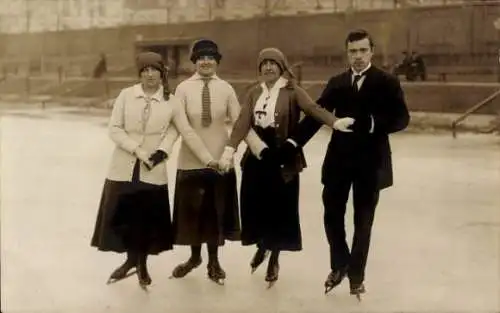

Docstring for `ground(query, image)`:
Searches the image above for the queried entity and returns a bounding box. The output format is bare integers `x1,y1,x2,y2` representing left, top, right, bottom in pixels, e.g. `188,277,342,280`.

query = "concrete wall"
0,3,499,77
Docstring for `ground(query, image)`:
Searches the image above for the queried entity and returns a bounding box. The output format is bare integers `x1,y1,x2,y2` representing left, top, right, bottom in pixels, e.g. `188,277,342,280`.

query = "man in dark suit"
280,29,410,298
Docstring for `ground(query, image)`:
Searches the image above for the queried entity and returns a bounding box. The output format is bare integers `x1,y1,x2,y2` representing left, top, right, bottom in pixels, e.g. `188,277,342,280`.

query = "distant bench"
426,66,494,82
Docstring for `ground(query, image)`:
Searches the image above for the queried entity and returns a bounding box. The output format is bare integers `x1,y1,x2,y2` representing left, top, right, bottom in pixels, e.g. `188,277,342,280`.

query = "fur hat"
257,47,294,78
136,51,165,74
190,39,222,63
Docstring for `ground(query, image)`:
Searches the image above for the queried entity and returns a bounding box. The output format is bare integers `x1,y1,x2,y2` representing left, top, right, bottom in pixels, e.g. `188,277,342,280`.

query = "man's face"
346,38,373,72
195,55,218,76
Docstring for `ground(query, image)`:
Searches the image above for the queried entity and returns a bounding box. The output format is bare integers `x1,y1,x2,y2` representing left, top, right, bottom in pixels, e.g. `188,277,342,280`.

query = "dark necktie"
201,77,212,127
353,74,362,91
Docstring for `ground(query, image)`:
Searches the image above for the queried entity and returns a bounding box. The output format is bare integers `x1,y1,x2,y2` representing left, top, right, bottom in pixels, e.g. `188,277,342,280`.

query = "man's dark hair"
345,29,374,48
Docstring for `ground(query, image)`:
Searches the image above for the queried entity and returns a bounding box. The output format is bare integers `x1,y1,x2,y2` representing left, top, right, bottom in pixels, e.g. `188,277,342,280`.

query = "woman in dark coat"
90,52,180,288
218,47,336,287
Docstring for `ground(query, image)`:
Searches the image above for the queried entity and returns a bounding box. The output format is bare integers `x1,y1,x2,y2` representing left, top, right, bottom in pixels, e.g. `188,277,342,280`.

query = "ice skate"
137,257,152,289
106,260,136,285
170,257,202,278
350,282,366,301
264,262,279,289
324,267,348,294
250,248,269,274
207,262,226,285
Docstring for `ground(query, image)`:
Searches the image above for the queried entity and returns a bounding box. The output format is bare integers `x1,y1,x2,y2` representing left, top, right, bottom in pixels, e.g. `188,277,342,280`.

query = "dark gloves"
259,147,279,166
277,140,299,165
148,150,168,167
349,115,373,133
259,140,299,168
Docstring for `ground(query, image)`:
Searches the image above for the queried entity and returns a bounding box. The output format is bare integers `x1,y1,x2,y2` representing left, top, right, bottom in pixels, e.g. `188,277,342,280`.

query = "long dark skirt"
240,153,302,251
90,161,174,255
240,125,302,251
172,168,240,246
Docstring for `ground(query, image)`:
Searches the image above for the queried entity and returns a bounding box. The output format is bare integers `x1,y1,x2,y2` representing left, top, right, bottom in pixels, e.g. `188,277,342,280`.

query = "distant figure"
411,51,426,81
393,50,426,81
93,53,107,78
392,51,410,77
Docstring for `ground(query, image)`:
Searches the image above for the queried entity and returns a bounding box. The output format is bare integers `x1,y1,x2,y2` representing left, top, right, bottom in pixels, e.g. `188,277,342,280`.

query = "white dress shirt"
351,63,374,133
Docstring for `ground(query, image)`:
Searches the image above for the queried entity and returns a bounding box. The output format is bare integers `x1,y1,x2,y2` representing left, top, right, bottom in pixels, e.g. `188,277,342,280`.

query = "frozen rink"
1,109,499,313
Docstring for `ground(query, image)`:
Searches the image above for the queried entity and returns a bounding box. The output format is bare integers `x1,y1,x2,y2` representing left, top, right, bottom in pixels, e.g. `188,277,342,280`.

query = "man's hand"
134,147,153,170
349,115,373,133
333,117,355,132
148,150,168,167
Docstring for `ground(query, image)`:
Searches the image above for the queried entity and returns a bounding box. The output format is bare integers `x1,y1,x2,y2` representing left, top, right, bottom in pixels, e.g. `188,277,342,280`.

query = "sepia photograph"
0,0,499,312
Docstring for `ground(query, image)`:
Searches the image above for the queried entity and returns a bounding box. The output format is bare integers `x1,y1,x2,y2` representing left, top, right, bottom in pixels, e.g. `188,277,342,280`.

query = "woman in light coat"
90,52,193,288
219,48,336,287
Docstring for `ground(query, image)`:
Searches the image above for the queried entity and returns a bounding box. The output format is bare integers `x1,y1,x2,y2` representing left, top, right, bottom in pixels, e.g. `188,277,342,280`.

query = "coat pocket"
107,147,135,180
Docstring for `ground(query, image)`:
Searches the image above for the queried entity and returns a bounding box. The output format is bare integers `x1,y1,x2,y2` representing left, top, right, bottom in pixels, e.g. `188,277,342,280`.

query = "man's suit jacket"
290,65,410,190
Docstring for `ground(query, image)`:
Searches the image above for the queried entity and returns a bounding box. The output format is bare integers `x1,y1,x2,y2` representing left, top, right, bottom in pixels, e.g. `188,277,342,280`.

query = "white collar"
260,76,288,92
133,83,163,101
351,63,372,76
189,72,220,81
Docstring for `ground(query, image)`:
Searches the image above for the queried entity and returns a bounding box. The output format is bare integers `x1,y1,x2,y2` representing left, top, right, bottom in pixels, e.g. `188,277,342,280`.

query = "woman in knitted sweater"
218,47,336,287
169,39,266,285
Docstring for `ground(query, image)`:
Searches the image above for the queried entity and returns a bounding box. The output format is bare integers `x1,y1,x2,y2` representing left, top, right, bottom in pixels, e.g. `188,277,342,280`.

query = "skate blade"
324,286,334,294
355,294,362,301
169,272,190,279
209,277,225,285
266,280,276,289
106,270,137,285
139,283,150,292
251,267,257,274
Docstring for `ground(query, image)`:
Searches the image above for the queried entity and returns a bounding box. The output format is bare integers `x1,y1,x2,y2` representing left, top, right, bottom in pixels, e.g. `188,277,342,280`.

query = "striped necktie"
201,77,212,127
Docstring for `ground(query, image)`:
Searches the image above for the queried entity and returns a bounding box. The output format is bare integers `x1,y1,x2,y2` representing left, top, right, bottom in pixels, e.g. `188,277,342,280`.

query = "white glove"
218,146,235,173
134,147,153,170
333,117,355,132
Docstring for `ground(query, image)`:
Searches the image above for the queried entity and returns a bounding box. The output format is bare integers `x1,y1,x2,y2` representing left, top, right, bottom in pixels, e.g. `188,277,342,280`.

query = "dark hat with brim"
190,39,222,63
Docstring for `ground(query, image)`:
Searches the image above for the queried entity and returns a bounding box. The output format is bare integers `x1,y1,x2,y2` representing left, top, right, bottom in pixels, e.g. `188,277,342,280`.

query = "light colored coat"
172,73,266,170
106,83,200,185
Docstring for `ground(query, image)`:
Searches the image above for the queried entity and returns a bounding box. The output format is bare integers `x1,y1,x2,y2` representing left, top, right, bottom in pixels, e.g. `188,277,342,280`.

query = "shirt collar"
351,63,372,76
260,76,288,92
133,83,163,101
189,72,220,81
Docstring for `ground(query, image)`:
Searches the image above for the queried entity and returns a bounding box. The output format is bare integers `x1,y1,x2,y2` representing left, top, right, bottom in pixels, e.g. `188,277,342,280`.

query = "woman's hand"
218,146,235,173
149,150,168,167
134,147,153,170
207,160,223,174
